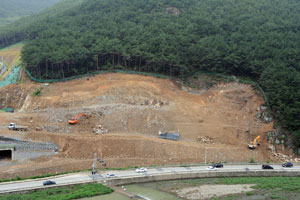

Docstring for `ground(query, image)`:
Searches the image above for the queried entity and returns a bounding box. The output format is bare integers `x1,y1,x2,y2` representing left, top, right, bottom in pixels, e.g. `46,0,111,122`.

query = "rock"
268,145,275,151
35,126,42,131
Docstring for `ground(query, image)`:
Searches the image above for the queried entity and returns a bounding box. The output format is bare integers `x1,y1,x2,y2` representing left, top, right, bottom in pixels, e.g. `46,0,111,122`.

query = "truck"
8,123,28,131
158,131,179,141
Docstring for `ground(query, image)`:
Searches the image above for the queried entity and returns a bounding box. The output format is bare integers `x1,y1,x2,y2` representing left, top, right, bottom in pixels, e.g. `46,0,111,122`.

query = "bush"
33,88,41,96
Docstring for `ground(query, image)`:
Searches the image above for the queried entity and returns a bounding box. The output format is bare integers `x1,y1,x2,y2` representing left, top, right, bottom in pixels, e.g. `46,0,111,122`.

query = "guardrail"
1,168,300,194
103,169,300,186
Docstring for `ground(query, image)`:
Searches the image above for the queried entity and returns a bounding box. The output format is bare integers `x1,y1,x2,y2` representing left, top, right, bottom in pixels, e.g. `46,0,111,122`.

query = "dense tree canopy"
0,0,61,26
0,0,300,149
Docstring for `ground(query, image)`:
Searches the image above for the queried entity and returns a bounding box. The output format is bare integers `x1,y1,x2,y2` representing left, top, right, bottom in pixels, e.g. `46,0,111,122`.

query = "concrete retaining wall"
104,170,300,186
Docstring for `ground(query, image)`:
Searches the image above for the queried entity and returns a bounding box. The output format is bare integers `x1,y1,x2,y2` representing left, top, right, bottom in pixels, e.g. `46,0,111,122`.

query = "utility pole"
91,152,106,175
204,147,207,164
92,152,97,175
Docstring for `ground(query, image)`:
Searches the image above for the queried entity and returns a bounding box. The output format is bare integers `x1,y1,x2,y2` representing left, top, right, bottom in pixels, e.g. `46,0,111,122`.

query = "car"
282,162,293,168
43,180,56,186
262,164,273,169
136,167,148,173
207,166,217,171
106,173,117,178
212,163,224,168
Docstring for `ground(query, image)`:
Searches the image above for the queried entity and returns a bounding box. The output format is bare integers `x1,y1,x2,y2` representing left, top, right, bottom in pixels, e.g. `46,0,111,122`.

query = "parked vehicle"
212,163,224,168
8,123,28,131
136,167,147,173
262,164,273,169
282,162,293,168
106,173,117,178
43,180,56,186
207,166,217,171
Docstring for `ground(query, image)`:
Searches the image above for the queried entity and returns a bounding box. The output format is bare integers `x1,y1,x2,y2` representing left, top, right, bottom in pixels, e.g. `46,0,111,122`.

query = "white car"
135,167,148,173
106,173,117,178
207,166,217,171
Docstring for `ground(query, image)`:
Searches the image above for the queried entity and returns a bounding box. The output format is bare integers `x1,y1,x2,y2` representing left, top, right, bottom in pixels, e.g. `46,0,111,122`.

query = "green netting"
26,69,268,106
0,107,14,112
25,69,169,83
194,70,269,106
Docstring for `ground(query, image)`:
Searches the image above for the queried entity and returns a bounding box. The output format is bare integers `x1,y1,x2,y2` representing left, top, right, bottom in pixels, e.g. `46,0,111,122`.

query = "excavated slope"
0,73,273,178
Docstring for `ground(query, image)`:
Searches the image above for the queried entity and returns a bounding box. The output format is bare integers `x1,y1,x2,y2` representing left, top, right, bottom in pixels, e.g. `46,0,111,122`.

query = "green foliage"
246,191,254,196
249,158,255,163
0,0,299,148
0,183,113,200
218,177,300,192
32,88,41,96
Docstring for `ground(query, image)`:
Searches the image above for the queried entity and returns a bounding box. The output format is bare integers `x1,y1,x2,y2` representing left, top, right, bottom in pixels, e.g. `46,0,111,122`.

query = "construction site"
0,45,298,180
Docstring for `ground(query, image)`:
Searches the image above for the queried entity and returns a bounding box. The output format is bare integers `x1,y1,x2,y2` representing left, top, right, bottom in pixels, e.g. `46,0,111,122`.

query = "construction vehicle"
8,123,28,131
68,113,86,124
248,135,261,149
158,130,179,141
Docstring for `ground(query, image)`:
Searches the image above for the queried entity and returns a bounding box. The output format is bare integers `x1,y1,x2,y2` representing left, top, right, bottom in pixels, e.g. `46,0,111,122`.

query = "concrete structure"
104,170,300,186
0,145,15,161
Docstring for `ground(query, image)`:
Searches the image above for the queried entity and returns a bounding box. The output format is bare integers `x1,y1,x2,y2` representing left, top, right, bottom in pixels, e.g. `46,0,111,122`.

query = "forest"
0,0,60,26
0,0,299,150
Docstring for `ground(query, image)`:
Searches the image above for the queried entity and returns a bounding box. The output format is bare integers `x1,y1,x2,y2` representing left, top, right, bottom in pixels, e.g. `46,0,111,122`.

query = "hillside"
0,0,299,151
0,0,61,26
0,72,279,178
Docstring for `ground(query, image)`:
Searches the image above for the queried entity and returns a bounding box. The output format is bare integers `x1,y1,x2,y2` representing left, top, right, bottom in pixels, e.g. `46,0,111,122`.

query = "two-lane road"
0,164,299,194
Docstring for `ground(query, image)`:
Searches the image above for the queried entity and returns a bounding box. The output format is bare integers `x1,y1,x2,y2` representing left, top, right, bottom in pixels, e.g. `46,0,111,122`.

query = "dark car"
282,162,293,168
43,180,56,186
213,163,224,168
262,164,273,169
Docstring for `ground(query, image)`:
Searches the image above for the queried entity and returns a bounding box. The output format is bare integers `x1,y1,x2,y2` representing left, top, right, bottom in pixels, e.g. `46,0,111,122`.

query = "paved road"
1,164,299,194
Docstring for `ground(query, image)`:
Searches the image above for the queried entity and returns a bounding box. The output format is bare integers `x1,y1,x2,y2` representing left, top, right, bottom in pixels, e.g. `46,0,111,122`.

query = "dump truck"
8,123,28,131
158,131,179,141
248,135,260,149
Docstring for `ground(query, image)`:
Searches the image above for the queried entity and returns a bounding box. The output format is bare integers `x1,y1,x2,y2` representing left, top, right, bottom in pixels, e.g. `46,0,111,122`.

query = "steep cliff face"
0,84,29,110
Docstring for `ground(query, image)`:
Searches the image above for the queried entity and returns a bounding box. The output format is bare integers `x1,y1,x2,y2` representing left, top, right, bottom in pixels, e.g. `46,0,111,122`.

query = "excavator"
248,135,261,149
68,113,86,124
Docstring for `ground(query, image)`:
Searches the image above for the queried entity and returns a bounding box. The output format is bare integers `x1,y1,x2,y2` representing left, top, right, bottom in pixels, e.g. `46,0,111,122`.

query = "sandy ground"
175,184,256,200
0,45,281,179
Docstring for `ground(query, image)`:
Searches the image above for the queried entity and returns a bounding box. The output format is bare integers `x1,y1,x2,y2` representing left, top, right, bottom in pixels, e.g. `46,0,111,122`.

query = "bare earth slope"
0,73,272,178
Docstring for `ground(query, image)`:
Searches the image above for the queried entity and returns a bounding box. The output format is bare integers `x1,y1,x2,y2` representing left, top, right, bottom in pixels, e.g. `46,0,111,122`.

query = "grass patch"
216,177,300,192
249,157,255,163
0,183,113,200
32,88,42,96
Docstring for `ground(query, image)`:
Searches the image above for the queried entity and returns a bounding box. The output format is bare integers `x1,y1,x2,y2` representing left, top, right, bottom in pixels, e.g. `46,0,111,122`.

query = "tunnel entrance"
0,150,12,160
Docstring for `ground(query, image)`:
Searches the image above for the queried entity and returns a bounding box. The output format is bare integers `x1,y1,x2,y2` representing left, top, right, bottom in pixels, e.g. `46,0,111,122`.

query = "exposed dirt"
0,44,22,78
175,184,256,200
0,72,277,179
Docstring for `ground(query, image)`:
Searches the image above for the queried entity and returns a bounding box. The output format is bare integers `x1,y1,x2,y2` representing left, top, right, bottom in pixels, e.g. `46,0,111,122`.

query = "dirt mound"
0,73,275,177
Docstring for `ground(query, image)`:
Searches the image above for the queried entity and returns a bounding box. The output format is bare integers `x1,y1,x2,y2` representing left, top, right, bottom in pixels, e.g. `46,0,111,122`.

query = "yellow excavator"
248,135,261,149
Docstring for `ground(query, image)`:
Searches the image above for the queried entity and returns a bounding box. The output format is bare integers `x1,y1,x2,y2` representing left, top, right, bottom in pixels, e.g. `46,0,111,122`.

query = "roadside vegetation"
152,177,300,200
0,183,113,200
